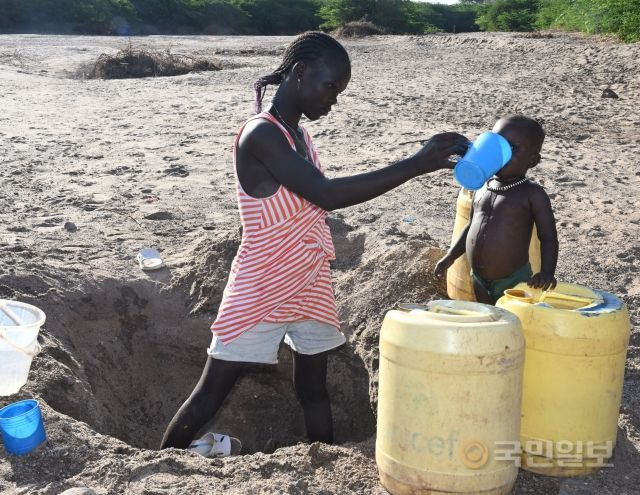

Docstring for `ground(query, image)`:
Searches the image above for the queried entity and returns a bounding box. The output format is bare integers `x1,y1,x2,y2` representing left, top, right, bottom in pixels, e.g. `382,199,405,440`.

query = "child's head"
492,115,545,180
254,31,351,119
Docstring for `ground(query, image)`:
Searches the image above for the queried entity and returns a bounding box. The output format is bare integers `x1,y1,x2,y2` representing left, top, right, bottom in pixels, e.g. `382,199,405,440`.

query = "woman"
161,31,468,451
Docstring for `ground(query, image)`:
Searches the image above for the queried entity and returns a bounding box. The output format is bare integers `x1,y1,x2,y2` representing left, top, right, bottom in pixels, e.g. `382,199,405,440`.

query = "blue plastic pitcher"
0,399,46,455
454,132,512,190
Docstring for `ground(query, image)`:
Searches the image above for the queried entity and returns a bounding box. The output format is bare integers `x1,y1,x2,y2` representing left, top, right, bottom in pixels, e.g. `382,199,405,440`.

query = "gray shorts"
207,320,346,364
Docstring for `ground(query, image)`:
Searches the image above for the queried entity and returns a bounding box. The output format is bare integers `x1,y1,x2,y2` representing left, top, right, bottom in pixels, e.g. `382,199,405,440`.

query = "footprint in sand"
162,163,189,178
107,165,134,175
144,211,174,221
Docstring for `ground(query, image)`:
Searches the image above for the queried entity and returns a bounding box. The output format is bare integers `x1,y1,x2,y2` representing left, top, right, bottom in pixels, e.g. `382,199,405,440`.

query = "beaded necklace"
486,177,529,192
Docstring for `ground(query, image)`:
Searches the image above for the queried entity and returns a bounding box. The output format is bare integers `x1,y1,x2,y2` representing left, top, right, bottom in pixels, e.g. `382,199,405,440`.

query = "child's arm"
434,201,473,279
528,187,559,290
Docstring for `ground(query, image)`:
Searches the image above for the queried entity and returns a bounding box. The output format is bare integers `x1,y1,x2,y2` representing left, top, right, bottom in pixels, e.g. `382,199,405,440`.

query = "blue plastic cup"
0,399,47,455
454,132,512,190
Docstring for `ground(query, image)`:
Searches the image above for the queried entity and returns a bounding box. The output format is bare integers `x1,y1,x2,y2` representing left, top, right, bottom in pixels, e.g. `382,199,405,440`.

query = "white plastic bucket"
0,300,46,396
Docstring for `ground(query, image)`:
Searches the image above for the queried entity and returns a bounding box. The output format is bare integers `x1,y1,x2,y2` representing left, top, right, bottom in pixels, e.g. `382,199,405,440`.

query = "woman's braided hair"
253,31,350,113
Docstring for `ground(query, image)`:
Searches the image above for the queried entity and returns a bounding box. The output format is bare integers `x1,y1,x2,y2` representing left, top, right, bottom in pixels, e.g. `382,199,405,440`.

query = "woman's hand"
412,133,470,174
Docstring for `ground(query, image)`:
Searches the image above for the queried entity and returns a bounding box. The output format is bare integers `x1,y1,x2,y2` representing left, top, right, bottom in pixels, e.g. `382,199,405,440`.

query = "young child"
435,115,559,304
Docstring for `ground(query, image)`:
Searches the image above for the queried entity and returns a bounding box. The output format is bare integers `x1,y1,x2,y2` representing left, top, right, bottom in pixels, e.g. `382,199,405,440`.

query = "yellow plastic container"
496,283,630,476
446,188,541,301
376,300,525,495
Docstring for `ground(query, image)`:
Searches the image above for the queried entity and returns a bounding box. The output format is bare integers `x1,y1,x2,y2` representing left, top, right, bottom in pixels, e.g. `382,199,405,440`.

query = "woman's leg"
160,356,244,449
292,350,334,444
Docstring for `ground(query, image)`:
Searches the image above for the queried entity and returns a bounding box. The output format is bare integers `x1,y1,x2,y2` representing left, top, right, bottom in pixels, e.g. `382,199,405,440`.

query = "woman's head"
254,31,351,120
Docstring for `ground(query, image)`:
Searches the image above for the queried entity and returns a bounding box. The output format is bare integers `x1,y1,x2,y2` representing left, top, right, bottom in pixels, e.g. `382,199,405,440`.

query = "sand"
0,32,638,494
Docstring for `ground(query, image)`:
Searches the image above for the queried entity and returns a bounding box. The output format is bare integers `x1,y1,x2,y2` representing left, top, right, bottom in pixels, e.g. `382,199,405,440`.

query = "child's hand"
528,272,557,291
434,255,455,279
413,133,470,173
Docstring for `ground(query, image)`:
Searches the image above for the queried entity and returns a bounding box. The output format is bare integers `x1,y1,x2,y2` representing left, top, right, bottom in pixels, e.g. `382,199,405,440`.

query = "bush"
536,0,640,42
319,0,479,34
0,0,251,35
82,45,222,79
318,0,372,30
333,20,386,37
425,3,480,33
476,0,540,32
319,0,418,34
129,0,250,34
0,0,136,34
232,0,321,35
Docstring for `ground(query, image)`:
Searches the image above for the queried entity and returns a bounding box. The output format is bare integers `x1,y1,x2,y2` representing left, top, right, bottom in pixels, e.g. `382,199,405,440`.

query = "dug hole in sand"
2,221,446,493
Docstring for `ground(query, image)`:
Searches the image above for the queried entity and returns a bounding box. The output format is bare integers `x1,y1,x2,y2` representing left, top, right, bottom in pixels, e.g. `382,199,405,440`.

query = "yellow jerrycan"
446,188,541,301
376,300,525,495
496,283,630,476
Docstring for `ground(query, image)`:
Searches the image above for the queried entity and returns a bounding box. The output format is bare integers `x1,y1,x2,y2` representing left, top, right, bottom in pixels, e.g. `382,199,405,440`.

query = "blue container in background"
0,399,46,455
454,132,513,190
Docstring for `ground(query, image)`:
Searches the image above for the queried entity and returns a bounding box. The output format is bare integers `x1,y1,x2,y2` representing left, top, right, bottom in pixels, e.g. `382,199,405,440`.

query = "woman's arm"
241,120,469,211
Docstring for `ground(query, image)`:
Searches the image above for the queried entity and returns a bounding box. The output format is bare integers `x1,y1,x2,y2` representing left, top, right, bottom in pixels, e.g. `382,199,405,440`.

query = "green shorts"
471,262,533,304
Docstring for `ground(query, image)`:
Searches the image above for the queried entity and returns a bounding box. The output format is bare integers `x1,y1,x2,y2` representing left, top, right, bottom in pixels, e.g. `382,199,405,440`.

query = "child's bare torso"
466,182,540,280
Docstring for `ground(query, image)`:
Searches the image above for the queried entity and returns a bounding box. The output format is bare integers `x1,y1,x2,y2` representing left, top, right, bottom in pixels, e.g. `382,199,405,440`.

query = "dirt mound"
333,233,446,406
516,31,556,39
171,229,241,316
81,45,222,79
334,21,386,38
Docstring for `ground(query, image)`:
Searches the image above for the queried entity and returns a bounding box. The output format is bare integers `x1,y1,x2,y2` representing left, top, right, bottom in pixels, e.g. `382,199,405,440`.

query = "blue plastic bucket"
0,399,46,455
454,132,512,190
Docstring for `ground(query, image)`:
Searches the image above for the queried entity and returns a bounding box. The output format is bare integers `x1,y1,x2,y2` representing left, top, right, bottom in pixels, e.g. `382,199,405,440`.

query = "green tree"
233,0,320,35
318,0,371,29
616,0,640,41
319,0,417,33
404,2,444,32
318,0,373,30
476,0,539,31
536,0,640,42
0,0,135,34
374,0,415,32
187,0,250,34
432,3,480,32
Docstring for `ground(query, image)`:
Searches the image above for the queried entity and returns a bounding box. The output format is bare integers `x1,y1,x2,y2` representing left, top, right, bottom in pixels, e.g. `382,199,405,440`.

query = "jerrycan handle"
0,328,41,357
419,302,498,323
539,291,594,306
